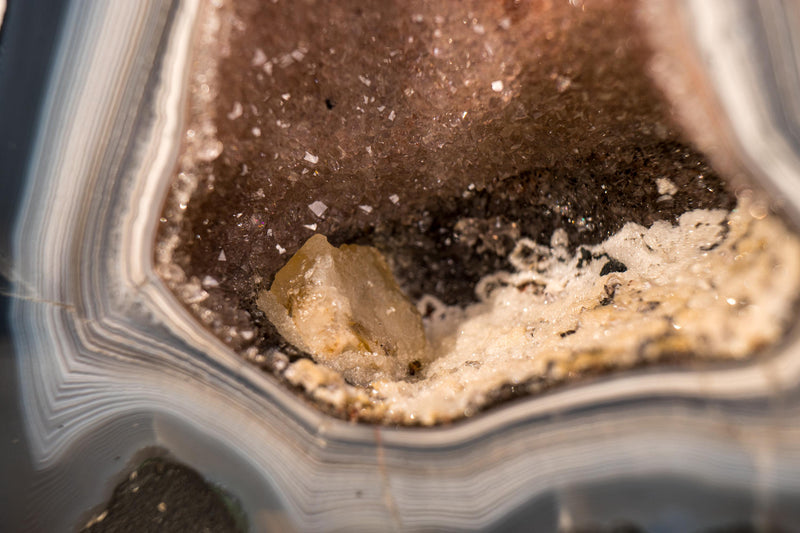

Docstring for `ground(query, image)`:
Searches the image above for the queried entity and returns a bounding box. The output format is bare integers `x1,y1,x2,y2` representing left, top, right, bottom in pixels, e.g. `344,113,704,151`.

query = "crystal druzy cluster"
156,0,800,424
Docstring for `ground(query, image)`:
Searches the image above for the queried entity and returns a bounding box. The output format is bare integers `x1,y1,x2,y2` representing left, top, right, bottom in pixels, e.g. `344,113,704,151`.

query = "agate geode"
6,0,800,531
156,0,800,427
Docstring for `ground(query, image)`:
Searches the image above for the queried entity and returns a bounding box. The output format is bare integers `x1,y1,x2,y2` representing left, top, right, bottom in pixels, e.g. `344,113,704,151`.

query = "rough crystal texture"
159,0,735,334
257,235,430,385
154,0,765,423
282,201,800,424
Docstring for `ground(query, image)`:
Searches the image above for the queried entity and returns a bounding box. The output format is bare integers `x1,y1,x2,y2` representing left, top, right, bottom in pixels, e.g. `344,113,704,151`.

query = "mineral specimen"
275,200,800,425
257,234,430,385
152,0,799,428
10,0,800,532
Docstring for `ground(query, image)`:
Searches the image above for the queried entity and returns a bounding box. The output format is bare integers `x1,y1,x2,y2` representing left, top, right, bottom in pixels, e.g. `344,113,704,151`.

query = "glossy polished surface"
3,1,800,531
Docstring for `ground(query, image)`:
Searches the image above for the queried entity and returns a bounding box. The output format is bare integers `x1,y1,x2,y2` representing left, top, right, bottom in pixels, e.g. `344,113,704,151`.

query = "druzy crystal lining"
155,0,748,425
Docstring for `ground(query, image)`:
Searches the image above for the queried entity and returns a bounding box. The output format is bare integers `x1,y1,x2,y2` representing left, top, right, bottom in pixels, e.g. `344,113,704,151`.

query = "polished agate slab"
8,0,800,531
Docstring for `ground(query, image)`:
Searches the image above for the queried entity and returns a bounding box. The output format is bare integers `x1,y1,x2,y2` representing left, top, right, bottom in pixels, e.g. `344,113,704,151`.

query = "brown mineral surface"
153,0,792,425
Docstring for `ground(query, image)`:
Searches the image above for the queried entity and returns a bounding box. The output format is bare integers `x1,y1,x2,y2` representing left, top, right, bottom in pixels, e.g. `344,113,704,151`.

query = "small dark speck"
576,248,592,268
600,258,627,276
640,301,660,312
600,281,618,306
559,329,577,338
325,98,336,110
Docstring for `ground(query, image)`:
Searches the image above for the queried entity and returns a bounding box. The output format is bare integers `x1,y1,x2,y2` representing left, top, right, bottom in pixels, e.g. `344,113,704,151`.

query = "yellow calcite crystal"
258,234,430,386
